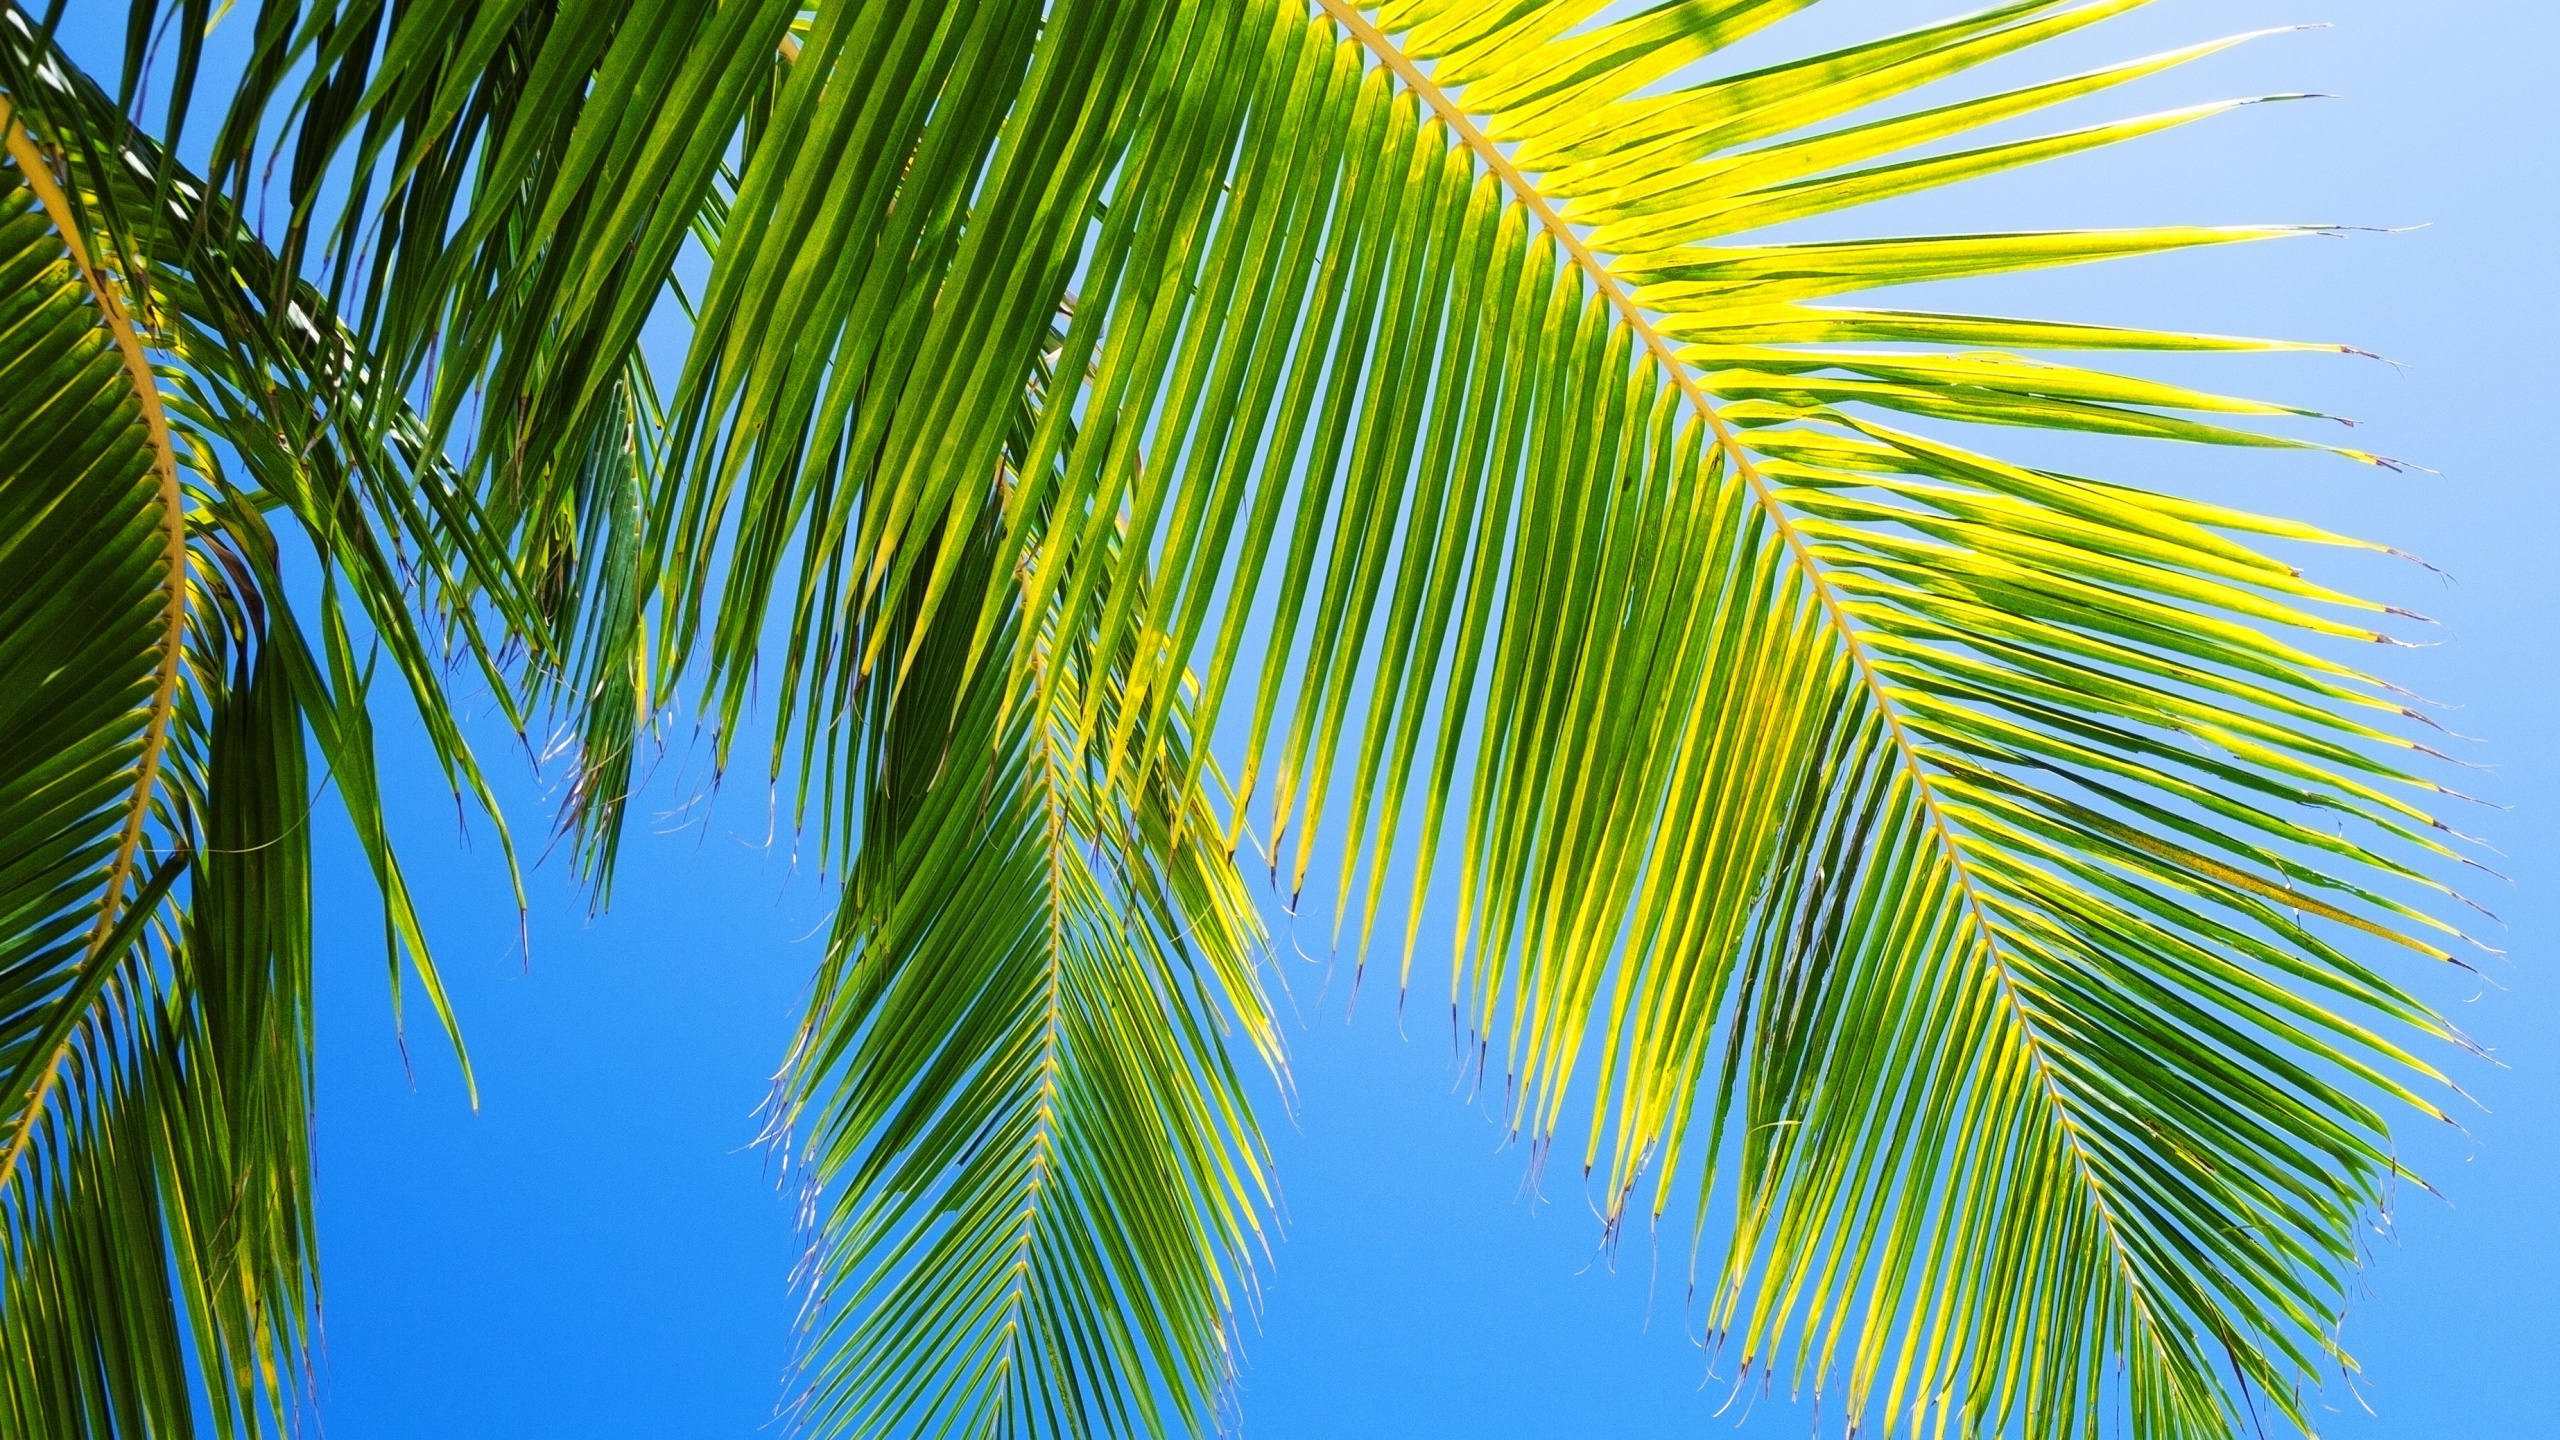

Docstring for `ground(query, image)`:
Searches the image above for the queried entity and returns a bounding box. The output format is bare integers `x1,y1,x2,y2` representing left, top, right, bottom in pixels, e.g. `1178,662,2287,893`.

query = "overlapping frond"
784,504,1276,1440
0,108,313,1436
125,2,2484,1438
0,14,532,1432
2,0,535,1072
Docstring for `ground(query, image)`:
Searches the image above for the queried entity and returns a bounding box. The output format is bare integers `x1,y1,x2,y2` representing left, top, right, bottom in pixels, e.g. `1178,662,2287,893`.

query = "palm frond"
784,497,1276,1440
0,105,312,1434
0,14,546,1429
2,0,539,1063
981,3,2470,1432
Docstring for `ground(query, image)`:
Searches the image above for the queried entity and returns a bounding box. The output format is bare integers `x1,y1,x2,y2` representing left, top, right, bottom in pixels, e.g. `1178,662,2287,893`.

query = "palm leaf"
146,2,2481,1437
0,14,541,1430
1,1,540,1067
783,488,1276,1440
0,98,312,1435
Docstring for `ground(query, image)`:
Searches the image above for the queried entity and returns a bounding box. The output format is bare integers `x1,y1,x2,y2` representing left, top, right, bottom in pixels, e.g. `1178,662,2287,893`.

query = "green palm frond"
0,2,538,1068
784,493,1275,1440
62,2,2485,1438
0,103,313,1434
0,16,540,1431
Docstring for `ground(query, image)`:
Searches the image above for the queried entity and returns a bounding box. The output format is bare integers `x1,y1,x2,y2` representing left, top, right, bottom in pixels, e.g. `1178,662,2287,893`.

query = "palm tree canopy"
0,3,2486,1438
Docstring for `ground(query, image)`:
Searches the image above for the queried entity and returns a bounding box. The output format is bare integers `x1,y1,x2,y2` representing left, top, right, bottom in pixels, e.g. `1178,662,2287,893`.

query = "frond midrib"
1317,2,2185,1383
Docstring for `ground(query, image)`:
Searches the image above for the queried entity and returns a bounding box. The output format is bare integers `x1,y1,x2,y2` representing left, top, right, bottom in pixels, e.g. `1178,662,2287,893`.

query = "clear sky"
50,2,2556,1435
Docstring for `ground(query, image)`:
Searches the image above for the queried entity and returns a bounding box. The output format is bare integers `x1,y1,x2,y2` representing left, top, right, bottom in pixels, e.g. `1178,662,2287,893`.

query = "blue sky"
51,2,2557,1435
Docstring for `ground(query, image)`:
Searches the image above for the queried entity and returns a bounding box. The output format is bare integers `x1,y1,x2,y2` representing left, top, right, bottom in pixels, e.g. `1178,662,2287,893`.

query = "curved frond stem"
0,101,190,1196
1322,0,2173,1355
